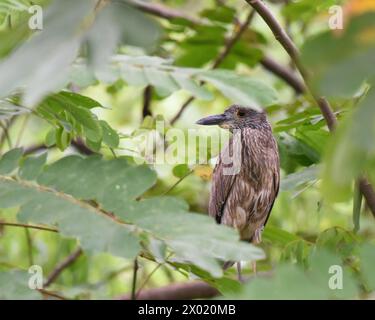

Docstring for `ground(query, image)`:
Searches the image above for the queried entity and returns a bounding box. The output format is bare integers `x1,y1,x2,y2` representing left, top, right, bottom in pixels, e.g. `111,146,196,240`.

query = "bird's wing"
208,143,237,224
263,165,280,227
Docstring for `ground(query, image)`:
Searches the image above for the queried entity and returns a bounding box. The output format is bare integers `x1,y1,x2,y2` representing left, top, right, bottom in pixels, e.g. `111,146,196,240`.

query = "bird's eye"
237,110,246,117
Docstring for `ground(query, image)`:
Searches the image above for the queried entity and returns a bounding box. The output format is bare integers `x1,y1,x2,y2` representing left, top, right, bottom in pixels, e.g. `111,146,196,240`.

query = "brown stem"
245,0,375,215
130,0,204,25
119,281,219,300
0,221,58,233
245,0,299,62
260,56,305,94
142,85,153,119
72,138,95,155
44,247,83,287
212,10,256,69
359,178,375,218
131,257,139,300
171,10,255,124
38,289,68,300
245,0,335,126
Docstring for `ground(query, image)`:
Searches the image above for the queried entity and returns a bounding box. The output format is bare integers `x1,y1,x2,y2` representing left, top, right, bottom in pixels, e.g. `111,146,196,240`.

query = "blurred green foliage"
0,0,375,300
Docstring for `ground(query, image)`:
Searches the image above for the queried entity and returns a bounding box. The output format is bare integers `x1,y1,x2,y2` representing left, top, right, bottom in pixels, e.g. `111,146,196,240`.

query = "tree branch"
118,280,219,300
260,56,305,94
245,0,335,129
244,0,375,215
171,10,255,124
44,247,83,287
130,0,204,25
359,178,375,218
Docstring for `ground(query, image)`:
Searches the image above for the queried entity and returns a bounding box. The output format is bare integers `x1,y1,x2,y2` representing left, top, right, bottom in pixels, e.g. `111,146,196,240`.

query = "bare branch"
245,0,336,130
130,0,204,25
359,178,375,218
244,0,375,214
0,221,58,233
131,257,139,300
118,281,219,300
44,248,83,287
260,56,305,94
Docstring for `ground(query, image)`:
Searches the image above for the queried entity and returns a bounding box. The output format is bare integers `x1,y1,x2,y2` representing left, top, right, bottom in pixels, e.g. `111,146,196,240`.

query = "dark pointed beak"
196,113,227,126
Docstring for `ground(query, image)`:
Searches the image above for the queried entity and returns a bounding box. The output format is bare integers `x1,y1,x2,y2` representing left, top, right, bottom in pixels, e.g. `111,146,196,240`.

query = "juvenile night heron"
197,105,280,280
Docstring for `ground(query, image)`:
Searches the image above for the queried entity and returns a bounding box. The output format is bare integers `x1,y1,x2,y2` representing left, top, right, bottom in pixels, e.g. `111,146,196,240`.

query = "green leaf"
360,244,375,291
0,0,160,106
0,175,141,259
19,152,47,180
301,13,375,97
280,165,319,192
172,164,190,178
115,55,213,100
322,89,375,202
227,249,358,299
263,226,300,247
0,99,30,120
57,91,103,109
0,270,41,300
100,120,119,148
0,148,23,174
122,197,265,277
0,0,93,106
198,70,278,108
200,6,236,23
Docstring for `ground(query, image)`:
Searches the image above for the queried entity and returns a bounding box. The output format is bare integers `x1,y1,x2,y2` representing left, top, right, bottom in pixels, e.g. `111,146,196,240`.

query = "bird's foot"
236,261,244,283
251,261,257,275
254,226,264,244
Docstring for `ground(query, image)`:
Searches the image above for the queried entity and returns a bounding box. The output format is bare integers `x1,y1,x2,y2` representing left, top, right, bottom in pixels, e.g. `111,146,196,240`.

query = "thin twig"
38,289,68,300
171,10,255,124
0,118,14,150
129,0,204,25
162,169,194,195
0,221,58,233
135,252,173,299
212,10,256,69
44,247,83,287
131,257,139,300
260,56,305,94
359,178,375,218
134,2,306,96
245,0,336,130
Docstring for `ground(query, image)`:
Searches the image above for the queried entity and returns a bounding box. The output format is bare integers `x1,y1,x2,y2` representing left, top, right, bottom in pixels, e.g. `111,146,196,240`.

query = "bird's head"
196,105,267,130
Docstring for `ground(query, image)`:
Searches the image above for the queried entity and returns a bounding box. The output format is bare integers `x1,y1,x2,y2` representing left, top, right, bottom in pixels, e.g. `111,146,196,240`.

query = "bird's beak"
196,113,227,126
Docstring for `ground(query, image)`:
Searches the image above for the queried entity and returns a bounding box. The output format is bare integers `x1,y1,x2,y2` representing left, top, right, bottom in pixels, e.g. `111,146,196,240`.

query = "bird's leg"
251,261,257,275
236,261,244,283
251,226,264,276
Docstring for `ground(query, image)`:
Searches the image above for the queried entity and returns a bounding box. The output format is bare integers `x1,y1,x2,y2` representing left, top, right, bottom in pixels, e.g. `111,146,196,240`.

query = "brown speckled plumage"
197,105,280,244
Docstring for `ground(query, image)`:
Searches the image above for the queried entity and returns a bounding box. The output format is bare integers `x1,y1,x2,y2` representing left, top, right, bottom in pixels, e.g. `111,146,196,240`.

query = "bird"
196,104,280,281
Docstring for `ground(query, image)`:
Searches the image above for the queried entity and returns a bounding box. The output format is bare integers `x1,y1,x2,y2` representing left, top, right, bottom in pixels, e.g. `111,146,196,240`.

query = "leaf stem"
131,257,139,300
